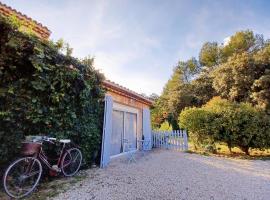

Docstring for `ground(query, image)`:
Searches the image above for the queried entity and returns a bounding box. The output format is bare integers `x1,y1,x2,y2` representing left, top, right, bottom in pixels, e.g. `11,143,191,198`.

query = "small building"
101,80,153,167
0,3,153,167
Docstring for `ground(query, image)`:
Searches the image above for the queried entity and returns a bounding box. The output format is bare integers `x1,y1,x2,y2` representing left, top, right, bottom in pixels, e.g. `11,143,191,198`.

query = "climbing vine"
0,15,105,169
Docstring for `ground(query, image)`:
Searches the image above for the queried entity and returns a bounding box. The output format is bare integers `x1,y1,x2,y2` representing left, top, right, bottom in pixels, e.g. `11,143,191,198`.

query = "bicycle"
2,136,83,199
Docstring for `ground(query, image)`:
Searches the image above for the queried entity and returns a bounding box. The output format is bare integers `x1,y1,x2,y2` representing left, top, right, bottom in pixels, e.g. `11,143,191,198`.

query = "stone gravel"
52,149,270,200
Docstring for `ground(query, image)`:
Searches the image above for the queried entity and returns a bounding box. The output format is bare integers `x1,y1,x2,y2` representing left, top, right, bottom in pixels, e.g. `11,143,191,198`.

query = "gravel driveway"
53,149,270,200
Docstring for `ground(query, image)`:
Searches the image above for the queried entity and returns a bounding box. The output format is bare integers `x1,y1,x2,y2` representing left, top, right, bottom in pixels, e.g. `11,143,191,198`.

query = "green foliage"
179,107,216,149
7,14,22,29
179,97,270,155
212,52,257,102
55,38,73,56
190,70,217,105
199,42,219,67
158,121,172,131
251,44,270,112
152,30,270,131
213,42,270,105
0,15,105,168
251,73,270,112
151,60,200,129
148,93,159,101
220,30,257,61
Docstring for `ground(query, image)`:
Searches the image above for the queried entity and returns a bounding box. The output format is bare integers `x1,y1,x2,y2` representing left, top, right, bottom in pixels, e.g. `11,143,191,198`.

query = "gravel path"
52,149,270,200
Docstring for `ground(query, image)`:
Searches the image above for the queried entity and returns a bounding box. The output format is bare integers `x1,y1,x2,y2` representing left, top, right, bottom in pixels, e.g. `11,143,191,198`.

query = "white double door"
110,110,137,156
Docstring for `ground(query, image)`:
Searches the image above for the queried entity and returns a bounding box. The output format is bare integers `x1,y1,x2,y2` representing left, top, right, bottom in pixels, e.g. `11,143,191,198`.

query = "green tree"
213,41,270,108
148,93,159,101
212,52,258,102
158,121,173,131
179,107,216,149
190,69,217,105
251,43,270,112
251,73,270,112
180,57,201,83
152,59,200,129
199,42,219,68
220,30,256,60
153,29,270,130
180,97,270,155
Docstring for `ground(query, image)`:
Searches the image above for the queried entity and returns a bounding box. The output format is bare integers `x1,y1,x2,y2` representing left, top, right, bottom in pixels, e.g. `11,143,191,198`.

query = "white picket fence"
152,130,188,151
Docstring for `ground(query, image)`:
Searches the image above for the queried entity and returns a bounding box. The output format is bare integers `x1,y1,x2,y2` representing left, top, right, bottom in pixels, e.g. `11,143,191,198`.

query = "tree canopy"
152,29,270,130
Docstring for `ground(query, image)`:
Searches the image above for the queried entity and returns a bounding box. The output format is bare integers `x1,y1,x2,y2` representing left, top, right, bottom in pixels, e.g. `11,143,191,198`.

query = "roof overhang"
102,80,153,106
0,2,51,39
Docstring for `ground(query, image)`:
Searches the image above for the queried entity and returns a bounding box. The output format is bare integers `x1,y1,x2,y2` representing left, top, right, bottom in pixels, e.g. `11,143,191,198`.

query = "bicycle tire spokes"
3,157,42,199
3,138,83,198
61,148,82,177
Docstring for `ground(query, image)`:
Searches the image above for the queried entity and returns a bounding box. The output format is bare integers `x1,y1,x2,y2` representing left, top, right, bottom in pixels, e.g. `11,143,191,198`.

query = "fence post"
166,131,170,149
155,131,157,148
179,131,181,150
154,131,156,148
172,130,175,149
150,130,188,151
158,132,160,148
175,130,178,150
172,130,174,150
175,130,177,150
161,131,165,148
183,130,188,150
152,131,154,148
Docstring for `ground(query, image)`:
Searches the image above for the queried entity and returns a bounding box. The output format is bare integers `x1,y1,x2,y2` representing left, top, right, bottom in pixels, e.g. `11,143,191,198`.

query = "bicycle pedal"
52,165,61,172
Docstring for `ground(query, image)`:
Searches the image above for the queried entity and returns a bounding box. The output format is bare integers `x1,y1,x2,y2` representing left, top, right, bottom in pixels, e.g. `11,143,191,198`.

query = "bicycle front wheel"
3,157,42,199
61,148,82,177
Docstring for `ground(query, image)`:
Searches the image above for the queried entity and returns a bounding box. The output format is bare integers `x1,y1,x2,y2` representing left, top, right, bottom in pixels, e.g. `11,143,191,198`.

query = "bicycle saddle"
59,139,71,143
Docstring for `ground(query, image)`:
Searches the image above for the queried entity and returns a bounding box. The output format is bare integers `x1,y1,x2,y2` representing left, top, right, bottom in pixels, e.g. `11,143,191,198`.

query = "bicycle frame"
36,141,68,171
3,137,82,199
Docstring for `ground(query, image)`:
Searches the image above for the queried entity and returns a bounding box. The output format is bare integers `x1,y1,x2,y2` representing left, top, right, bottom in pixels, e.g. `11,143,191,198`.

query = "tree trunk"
240,146,250,155
227,142,232,154
194,143,198,151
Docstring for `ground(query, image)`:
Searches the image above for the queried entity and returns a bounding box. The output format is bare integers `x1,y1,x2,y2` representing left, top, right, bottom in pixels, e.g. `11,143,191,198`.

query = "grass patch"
186,142,270,160
0,170,88,200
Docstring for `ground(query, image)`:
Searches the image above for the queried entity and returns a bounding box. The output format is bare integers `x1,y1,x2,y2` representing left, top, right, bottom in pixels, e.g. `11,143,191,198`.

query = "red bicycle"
2,136,82,199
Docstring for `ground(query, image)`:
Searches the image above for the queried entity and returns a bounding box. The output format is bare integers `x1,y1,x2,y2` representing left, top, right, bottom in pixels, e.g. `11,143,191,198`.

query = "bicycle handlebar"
27,136,76,146
31,136,56,143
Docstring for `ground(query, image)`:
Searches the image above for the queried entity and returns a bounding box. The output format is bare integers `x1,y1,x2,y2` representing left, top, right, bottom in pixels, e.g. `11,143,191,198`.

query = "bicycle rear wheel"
61,148,82,177
3,157,42,199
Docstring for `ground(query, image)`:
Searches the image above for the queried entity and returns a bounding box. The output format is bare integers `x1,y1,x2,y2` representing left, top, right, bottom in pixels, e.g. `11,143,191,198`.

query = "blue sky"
2,0,270,95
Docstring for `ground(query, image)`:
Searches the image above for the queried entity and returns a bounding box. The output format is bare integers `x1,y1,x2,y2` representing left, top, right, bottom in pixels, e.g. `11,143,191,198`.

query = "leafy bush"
157,121,173,131
179,107,217,149
0,15,105,169
179,97,270,154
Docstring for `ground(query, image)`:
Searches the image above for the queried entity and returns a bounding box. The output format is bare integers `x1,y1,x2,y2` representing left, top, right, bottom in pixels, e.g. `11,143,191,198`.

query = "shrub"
158,121,173,131
179,107,217,149
0,15,105,170
179,97,270,154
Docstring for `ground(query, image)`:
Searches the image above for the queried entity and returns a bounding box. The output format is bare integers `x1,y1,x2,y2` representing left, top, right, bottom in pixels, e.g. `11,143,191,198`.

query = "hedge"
179,97,270,154
0,15,105,170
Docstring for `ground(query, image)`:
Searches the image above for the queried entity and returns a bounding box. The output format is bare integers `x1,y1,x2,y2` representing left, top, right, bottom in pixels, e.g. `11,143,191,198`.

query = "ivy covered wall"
0,15,105,169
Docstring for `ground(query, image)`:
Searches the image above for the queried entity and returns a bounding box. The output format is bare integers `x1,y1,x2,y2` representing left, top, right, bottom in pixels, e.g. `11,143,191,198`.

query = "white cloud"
223,36,231,46
28,0,164,94
5,0,269,96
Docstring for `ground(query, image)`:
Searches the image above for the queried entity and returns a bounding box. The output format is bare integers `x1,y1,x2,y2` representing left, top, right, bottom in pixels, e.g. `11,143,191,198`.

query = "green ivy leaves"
0,15,105,169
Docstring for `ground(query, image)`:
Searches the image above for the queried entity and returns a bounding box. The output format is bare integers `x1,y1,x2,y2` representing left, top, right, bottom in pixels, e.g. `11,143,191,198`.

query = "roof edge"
102,80,153,106
0,2,51,38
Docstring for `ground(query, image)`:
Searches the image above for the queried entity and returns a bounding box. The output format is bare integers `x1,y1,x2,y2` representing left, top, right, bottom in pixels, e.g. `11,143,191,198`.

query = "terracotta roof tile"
0,2,51,39
103,79,153,105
